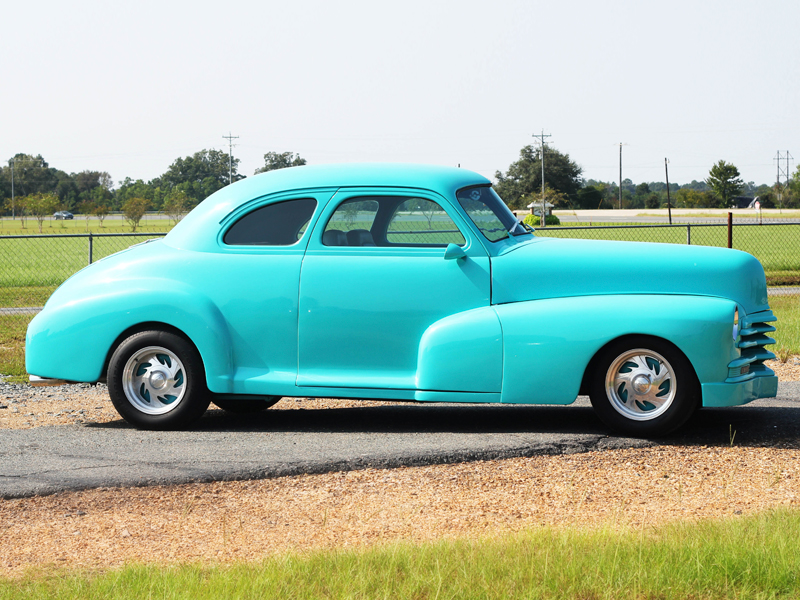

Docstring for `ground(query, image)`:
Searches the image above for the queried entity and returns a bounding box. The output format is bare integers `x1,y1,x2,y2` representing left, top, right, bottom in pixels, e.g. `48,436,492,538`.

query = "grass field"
0,215,172,235
2,508,799,599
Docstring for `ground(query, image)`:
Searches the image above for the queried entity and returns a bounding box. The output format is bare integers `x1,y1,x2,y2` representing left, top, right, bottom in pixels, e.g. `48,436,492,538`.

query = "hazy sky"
3,0,798,189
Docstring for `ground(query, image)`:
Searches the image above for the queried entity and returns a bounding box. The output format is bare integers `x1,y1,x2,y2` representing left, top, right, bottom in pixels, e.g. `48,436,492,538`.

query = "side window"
224,198,317,246
387,198,465,247
323,199,380,247
322,196,465,247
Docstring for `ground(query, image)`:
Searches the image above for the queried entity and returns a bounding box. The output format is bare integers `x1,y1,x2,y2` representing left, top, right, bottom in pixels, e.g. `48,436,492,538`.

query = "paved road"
2,385,799,499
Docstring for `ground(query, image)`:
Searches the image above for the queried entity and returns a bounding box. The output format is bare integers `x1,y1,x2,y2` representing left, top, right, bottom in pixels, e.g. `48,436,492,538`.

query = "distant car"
53,211,74,220
26,164,778,436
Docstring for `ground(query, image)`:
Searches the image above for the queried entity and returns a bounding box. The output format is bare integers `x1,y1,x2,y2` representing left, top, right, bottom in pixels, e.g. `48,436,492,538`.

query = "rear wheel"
108,330,210,430
589,336,700,437
212,396,281,413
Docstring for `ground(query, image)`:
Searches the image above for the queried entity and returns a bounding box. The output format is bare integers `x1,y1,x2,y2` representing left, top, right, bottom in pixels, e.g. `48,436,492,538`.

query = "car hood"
490,237,770,315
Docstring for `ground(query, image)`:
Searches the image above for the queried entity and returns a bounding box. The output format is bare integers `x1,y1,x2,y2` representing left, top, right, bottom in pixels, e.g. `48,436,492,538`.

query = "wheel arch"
578,333,700,396
101,322,202,382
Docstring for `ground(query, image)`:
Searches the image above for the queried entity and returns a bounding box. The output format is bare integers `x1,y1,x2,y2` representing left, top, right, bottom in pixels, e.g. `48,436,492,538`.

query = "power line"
222,132,239,185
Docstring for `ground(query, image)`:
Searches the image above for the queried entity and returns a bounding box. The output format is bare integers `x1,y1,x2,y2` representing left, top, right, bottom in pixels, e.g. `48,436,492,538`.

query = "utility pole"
533,130,552,227
223,132,239,185
617,143,628,210
665,158,672,225
775,150,792,211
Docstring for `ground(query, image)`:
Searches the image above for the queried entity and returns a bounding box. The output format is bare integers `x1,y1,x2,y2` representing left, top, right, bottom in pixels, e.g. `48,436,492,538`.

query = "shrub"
523,214,560,227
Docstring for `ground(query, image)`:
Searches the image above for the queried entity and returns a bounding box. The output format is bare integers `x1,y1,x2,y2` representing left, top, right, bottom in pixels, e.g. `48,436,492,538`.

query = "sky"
2,0,799,189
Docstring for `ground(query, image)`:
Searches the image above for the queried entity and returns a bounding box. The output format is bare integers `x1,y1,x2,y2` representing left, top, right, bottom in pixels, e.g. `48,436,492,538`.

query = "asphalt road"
2,384,799,499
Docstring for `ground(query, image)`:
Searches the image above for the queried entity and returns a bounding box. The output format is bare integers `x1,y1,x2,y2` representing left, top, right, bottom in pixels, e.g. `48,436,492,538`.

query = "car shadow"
88,400,800,449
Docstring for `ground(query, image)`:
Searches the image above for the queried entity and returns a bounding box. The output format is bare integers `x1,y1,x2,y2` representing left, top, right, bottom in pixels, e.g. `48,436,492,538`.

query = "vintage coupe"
26,164,778,436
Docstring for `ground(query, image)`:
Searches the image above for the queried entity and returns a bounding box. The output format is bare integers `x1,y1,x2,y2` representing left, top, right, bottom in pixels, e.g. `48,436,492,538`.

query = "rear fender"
26,281,233,391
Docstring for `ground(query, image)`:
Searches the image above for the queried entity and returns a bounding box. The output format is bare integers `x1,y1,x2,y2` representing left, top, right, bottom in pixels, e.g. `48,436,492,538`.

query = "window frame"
320,193,467,249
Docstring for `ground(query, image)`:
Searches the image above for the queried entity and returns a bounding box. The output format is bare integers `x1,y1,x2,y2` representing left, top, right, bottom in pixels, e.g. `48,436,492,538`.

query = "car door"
297,188,492,390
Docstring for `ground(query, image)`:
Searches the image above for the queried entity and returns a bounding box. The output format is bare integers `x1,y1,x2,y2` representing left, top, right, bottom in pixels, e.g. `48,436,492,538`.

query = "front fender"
495,294,737,404
26,280,234,391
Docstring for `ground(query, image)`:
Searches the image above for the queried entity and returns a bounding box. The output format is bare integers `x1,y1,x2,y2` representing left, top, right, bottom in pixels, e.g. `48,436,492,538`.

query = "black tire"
588,336,700,437
212,396,281,413
107,330,211,430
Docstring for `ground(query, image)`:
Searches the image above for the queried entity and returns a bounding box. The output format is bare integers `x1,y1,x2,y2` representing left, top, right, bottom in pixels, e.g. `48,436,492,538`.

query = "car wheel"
588,336,700,437
107,330,210,430
212,396,281,413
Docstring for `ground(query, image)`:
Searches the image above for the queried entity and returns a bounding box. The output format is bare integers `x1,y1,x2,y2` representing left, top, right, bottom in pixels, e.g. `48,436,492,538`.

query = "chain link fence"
1,223,798,311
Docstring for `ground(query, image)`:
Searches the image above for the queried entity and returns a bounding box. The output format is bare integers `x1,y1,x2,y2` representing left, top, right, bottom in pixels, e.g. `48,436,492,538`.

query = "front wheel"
108,330,210,430
588,336,700,437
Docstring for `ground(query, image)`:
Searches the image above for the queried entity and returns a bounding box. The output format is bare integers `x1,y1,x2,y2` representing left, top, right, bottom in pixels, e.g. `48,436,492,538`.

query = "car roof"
165,163,491,251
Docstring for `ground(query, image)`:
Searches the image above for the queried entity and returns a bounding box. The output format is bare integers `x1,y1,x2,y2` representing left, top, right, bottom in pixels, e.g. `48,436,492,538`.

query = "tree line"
495,146,800,211
3,145,798,227
0,151,307,223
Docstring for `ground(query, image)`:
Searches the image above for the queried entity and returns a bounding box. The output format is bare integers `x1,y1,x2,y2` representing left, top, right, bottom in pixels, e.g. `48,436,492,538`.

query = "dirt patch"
1,445,798,577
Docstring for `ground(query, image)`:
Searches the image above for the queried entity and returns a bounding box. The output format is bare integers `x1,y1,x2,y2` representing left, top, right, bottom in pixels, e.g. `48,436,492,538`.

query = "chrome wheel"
604,348,676,421
122,346,187,415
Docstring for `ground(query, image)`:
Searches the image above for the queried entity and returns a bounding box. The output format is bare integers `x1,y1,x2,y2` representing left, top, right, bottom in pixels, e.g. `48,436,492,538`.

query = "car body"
26,164,778,435
53,211,74,220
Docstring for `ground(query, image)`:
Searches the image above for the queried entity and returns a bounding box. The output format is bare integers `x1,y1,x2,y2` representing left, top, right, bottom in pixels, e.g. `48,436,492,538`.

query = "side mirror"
444,243,467,261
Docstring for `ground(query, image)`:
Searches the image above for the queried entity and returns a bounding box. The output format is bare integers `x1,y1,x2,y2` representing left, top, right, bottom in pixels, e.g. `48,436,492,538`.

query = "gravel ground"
1,359,798,578
0,446,798,577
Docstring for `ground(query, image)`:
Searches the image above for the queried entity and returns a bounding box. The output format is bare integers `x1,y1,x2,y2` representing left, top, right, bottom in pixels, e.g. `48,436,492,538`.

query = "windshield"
456,185,529,242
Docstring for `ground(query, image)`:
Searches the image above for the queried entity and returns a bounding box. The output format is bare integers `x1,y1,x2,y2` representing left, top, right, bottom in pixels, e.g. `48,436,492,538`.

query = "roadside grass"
2,508,800,599
0,216,172,235
0,316,27,382
770,296,800,362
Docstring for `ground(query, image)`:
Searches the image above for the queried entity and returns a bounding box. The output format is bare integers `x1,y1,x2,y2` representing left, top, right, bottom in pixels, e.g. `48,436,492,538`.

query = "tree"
576,185,604,209
25,192,60,233
94,203,109,227
122,197,150,232
156,149,244,205
254,152,307,174
79,200,96,231
494,145,583,209
706,160,744,207
161,190,190,224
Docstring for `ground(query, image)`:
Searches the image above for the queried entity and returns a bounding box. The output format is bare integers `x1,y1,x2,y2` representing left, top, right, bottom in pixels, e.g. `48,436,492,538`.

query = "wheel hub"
149,370,168,390
632,374,651,394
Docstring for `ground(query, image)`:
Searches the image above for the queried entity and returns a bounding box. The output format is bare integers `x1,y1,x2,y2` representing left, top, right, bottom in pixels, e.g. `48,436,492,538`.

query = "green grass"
0,315,27,382
0,215,172,235
2,508,800,599
770,296,800,361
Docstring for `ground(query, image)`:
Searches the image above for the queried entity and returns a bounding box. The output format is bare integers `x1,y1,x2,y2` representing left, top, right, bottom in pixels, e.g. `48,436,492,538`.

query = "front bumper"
701,375,779,408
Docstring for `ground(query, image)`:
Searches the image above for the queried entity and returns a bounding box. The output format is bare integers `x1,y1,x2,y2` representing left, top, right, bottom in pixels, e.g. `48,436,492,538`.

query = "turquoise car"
25,164,778,436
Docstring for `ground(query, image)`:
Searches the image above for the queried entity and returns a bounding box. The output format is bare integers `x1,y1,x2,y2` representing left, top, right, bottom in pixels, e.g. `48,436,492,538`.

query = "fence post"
727,212,733,248
88,233,93,265
686,225,691,245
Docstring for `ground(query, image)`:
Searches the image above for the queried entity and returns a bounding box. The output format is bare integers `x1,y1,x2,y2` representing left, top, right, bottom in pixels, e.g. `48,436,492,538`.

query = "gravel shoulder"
1,359,798,578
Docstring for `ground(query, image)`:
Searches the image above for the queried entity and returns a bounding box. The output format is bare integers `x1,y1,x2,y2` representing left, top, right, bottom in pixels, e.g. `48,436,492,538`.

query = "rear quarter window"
223,198,317,245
